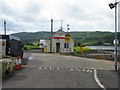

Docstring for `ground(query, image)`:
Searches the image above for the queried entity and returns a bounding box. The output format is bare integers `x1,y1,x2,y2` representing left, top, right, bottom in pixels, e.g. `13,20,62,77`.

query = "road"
2,51,119,89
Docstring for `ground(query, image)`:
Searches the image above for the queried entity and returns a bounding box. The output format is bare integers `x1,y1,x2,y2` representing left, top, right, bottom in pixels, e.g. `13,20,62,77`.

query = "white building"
45,29,74,53
39,40,46,52
39,40,46,48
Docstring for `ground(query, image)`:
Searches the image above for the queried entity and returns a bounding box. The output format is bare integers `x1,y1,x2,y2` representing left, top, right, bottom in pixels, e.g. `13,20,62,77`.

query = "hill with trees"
10,31,120,46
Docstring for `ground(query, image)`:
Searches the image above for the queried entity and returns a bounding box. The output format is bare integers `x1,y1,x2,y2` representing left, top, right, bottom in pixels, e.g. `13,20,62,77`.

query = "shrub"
74,47,92,55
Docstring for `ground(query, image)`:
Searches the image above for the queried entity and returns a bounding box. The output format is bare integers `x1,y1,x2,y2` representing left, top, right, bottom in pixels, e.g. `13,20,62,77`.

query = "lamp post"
4,20,6,35
109,0,119,71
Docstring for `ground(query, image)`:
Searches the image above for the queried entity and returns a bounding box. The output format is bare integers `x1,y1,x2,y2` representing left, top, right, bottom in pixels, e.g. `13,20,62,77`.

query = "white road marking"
28,57,32,60
38,66,93,73
57,68,59,70
94,70,107,90
39,67,42,69
70,69,73,71
90,70,92,73
86,70,90,72
82,69,85,72
54,68,60,70
49,67,52,70
52,68,55,70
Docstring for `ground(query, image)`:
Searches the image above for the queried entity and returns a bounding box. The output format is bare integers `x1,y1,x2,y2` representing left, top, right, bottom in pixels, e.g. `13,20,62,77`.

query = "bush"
24,45,39,50
74,47,92,55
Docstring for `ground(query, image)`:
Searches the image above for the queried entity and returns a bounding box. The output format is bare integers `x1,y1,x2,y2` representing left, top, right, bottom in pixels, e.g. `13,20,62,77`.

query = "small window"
64,43,66,48
64,43,69,48
67,43,69,48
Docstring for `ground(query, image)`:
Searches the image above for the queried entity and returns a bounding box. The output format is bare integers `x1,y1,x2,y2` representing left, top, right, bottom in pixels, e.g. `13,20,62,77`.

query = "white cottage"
45,29,74,53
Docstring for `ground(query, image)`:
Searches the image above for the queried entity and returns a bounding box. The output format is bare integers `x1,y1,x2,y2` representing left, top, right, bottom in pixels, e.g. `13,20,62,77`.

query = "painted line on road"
57,68,59,70
28,56,33,60
37,66,93,73
39,67,42,69
70,69,74,71
94,69,107,90
89,70,92,73
49,67,52,70
82,69,85,72
86,70,90,72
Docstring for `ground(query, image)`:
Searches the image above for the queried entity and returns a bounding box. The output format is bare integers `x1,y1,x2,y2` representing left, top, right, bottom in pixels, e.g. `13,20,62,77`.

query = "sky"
0,0,118,34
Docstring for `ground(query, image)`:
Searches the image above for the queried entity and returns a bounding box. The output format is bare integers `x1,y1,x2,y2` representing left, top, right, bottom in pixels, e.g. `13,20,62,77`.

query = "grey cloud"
24,1,41,15
1,0,115,34
6,19,24,31
2,1,16,16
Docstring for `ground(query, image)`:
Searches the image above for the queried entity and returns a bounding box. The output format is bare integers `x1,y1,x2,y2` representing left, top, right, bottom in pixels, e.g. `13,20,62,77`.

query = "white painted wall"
45,30,74,53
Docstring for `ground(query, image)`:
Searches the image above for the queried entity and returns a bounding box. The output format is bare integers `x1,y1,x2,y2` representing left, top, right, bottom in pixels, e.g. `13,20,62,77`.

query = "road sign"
113,39,119,45
65,35,71,42
65,39,70,42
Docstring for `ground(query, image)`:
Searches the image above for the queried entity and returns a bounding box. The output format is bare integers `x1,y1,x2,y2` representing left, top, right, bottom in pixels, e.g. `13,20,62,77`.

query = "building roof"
46,29,74,40
53,29,66,36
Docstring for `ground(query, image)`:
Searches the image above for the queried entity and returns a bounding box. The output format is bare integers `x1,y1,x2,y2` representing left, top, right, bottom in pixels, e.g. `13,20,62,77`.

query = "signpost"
109,0,119,71
65,34,70,54
113,39,119,45
65,24,70,54
65,34,70,42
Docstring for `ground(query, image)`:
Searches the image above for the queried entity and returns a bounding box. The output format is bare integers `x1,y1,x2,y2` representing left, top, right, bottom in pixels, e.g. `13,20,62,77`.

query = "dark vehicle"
0,35,23,58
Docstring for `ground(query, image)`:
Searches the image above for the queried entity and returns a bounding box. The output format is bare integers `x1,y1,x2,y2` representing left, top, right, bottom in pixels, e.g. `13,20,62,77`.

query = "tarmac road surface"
2,52,119,89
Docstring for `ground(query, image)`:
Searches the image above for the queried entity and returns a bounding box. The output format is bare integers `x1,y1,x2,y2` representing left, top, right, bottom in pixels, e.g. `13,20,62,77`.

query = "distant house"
39,40,46,52
45,29,74,53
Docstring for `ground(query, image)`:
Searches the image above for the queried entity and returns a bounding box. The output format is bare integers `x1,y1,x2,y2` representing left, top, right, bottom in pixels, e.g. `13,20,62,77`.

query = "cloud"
0,0,115,34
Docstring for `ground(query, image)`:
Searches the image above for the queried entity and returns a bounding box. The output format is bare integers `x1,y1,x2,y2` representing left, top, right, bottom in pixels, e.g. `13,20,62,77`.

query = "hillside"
11,31,51,43
10,31,120,46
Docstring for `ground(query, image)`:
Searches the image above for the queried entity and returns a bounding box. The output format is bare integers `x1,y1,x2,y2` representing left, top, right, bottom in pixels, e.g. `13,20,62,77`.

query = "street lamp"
109,1,119,71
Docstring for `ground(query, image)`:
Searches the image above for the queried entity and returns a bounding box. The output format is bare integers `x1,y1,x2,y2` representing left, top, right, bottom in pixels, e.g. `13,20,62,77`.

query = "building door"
56,43,60,53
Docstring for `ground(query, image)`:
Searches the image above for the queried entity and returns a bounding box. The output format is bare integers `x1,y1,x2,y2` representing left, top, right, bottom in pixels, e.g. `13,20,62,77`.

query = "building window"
64,43,66,48
64,43,69,48
67,43,69,48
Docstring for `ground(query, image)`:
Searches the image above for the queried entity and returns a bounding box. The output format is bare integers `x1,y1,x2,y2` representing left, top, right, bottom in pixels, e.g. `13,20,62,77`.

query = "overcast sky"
0,0,118,34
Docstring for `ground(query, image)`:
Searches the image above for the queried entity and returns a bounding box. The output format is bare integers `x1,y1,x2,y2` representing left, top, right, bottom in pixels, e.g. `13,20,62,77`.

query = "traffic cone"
18,56,22,68
14,56,20,70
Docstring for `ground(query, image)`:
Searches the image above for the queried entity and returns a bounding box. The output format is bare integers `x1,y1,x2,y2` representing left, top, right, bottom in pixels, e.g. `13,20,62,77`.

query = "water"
86,46,120,55
86,46,120,50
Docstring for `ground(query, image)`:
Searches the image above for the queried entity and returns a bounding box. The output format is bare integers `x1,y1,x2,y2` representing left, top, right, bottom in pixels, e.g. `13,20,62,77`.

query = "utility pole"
66,24,70,54
4,20,6,35
109,0,119,71
61,20,63,30
50,19,53,53
114,1,118,71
